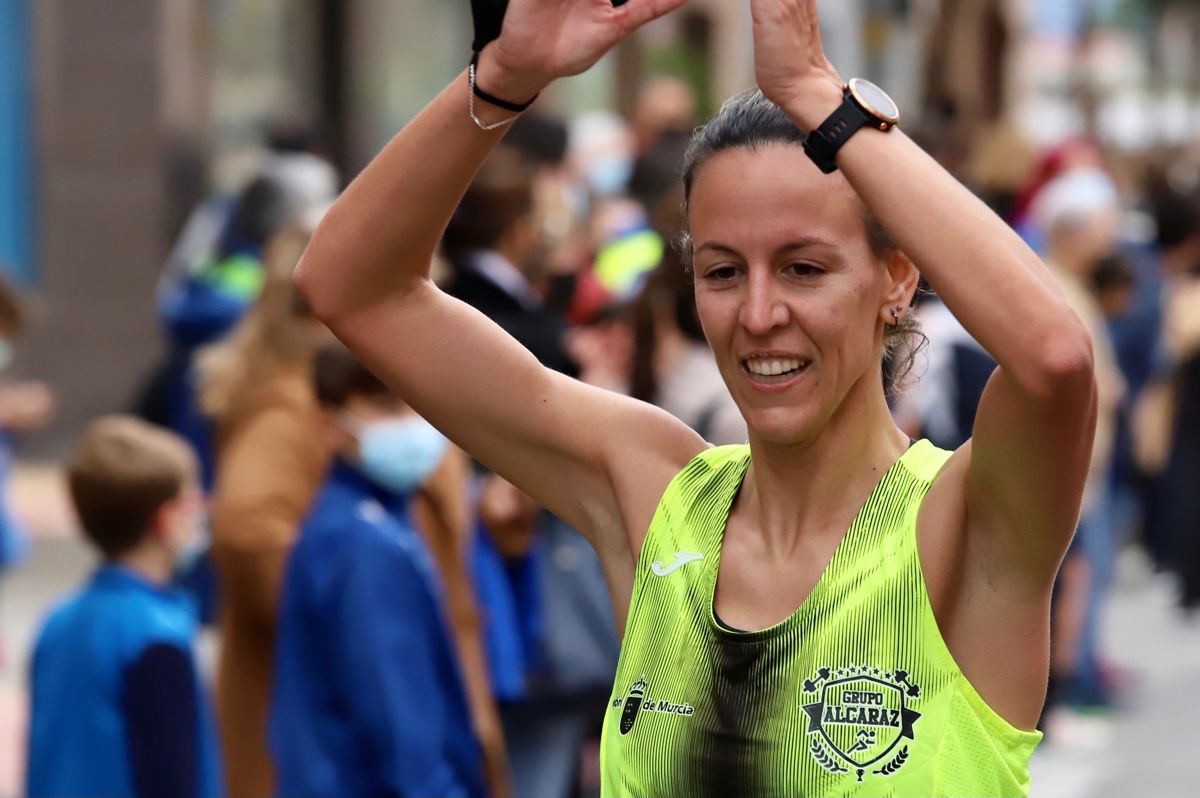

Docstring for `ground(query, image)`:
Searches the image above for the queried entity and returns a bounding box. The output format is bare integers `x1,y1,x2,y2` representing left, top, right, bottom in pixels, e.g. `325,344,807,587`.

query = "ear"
319,406,357,460
147,499,176,544
879,249,920,324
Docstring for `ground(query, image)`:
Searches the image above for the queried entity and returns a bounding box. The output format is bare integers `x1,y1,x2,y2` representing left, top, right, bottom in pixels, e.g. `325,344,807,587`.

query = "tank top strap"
897,439,955,485
638,444,750,564
691,442,753,470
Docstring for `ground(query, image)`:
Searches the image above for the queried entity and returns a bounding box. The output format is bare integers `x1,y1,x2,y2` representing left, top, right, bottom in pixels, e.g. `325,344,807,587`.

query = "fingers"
775,0,828,65
804,0,824,48
617,0,694,33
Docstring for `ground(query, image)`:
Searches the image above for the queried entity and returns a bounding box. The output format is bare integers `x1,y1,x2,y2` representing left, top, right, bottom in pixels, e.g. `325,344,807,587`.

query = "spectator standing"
269,345,486,798
444,147,578,377
1035,169,1127,708
445,150,618,798
26,417,220,798
0,274,54,614
144,176,296,488
197,220,331,798
1152,186,1200,610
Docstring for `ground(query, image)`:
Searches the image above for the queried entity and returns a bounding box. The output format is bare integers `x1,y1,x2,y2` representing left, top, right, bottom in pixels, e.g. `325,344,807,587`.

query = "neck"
741,371,909,555
492,241,531,281
1163,242,1200,278
115,543,174,586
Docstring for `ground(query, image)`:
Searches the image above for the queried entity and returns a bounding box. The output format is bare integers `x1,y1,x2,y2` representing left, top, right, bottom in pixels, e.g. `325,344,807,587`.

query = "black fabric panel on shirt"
121,643,200,798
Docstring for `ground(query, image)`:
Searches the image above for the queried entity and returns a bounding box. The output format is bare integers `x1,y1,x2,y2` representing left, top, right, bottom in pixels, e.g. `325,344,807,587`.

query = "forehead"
688,144,868,252
346,392,410,417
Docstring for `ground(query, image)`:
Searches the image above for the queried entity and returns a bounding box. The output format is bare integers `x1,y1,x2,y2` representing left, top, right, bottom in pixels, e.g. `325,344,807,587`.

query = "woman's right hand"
750,0,844,130
480,0,692,100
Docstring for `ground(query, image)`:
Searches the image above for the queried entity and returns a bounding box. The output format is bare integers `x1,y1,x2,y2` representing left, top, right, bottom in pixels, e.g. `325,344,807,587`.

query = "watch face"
848,79,900,126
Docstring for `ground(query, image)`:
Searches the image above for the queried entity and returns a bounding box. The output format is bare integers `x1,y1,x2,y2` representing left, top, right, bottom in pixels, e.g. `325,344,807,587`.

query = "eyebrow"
694,236,838,258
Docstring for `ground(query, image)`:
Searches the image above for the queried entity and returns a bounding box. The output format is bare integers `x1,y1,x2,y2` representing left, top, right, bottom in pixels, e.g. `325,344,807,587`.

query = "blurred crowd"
1,69,1200,797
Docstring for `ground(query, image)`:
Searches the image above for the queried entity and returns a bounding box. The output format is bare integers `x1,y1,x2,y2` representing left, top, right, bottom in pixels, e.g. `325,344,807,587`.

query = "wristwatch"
802,79,900,175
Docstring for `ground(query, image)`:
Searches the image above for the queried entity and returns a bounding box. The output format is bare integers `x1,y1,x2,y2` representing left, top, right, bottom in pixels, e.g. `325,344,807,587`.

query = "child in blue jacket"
26,416,220,798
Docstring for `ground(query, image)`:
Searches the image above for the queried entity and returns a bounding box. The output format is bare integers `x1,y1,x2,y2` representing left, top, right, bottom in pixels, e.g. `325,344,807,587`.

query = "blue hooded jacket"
270,460,485,798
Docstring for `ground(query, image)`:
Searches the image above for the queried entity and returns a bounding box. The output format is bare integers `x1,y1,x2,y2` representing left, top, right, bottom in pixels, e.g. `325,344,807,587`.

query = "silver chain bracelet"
468,62,519,132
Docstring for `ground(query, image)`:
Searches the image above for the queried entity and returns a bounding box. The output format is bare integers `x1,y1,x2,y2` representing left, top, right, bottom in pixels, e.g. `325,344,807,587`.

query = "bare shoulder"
593,389,710,556
912,442,968,618
917,439,1047,608
916,442,970,542
916,441,1053,730
561,388,707,626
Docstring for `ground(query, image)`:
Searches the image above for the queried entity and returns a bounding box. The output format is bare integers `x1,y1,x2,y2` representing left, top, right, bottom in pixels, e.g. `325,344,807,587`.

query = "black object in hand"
470,0,630,53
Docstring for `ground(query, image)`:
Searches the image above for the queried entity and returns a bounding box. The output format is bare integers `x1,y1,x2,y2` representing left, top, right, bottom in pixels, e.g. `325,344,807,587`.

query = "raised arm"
752,0,1096,587
294,1,702,566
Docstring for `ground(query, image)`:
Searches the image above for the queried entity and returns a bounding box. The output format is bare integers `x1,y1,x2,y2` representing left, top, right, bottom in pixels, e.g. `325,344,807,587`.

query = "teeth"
746,358,803,376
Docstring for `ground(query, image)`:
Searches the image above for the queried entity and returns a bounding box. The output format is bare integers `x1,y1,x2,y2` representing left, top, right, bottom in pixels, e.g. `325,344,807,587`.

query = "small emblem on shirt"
613,676,694,736
650,551,704,577
801,666,921,782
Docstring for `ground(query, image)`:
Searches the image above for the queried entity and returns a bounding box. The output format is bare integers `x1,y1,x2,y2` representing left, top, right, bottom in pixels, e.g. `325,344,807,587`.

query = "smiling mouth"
741,356,811,381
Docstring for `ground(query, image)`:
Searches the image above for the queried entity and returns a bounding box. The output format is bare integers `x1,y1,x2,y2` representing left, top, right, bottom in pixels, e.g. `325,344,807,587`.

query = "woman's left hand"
750,0,845,127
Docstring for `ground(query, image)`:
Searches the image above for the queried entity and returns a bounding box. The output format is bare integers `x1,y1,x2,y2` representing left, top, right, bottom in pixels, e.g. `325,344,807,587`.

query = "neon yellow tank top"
600,441,1042,797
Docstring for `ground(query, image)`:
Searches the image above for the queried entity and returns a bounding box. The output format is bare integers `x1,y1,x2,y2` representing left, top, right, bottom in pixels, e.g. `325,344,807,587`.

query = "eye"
704,264,741,282
785,262,824,279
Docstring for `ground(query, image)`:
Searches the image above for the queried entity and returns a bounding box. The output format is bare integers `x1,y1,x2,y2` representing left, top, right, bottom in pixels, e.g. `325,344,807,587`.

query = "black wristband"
802,90,873,175
470,51,538,113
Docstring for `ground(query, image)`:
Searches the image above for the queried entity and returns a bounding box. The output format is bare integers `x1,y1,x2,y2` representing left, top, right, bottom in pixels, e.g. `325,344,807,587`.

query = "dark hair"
681,90,896,259
67,416,195,558
443,145,536,261
506,113,569,166
313,342,389,409
630,252,707,403
266,120,321,155
679,89,923,393
217,176,292,259
0,272,28,334
630,130,692,219
1148,180,1200,251
1090,253,1135,294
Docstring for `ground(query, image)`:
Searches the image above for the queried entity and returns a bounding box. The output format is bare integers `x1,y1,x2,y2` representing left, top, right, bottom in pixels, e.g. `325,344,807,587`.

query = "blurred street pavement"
1,466,1198,797
1031,551,1200,798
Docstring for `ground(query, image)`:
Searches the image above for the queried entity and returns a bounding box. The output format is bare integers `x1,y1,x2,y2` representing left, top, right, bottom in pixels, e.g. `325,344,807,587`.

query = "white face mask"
173,516,210,573
168,494,209,573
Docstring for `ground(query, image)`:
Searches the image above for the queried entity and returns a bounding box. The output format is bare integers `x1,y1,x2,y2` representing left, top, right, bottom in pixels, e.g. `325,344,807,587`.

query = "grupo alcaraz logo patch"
801,665,921,782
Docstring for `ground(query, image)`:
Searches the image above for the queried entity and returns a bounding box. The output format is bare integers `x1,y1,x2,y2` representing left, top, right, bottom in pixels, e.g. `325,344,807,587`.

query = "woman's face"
689,144,908,445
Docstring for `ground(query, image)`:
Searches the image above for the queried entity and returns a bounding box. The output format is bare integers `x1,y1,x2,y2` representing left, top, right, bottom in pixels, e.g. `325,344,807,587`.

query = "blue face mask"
586,155,633,198
354,416,448,496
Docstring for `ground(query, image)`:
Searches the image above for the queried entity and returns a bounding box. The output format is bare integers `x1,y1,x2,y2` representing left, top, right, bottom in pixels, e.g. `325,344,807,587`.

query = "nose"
737,269,788,336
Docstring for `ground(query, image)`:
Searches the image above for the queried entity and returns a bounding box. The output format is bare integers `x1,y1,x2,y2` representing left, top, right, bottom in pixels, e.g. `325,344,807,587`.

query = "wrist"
475,43,550,109
778,77,846,134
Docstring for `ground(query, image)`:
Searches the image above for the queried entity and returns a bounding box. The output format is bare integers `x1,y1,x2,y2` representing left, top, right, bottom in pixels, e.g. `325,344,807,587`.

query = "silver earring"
890,306,901,323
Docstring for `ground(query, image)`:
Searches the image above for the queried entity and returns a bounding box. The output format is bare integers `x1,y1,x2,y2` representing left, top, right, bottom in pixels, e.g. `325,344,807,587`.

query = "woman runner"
295,1,1096,795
